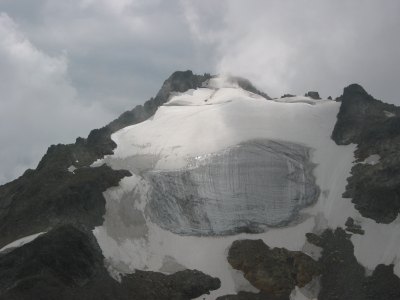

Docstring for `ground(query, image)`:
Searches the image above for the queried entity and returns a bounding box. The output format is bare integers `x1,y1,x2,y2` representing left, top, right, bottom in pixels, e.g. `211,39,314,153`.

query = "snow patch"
360,154,380,165
352,215,400,277
0,232,46,253
67,165,77,173
384,110,395,118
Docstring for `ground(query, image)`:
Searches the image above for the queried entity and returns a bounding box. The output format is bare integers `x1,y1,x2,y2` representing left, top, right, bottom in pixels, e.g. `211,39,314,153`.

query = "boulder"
305,91,321,99
226,239,320,299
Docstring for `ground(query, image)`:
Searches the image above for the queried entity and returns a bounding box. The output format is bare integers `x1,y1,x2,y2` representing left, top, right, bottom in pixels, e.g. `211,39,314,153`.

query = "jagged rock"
305,91,321,99
217,291,284,300
307,228,365,300
280,94,295,98
226,239,320,299
331,84,400,223
345,217,365,235
307,228,400,300
0,225,220,300
364,264,400,300
227,76,271,100
331,84,400,146
0,164,130,248
123,269,221,300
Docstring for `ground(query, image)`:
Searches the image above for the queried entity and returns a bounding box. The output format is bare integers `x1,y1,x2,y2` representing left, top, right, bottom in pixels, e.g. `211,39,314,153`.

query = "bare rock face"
345,217,365,235
217,291,283,300
281,94,295,98
305,91,321,100
0,164,130,249
331,84,400,223
331,84,399,146
146,140,319,235
306,228,400,300
226,239,320,299
0,225,220,300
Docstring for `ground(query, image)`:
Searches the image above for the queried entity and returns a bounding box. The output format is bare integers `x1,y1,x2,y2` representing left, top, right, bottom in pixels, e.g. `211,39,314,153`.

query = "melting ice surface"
93,77,400,299
147,139,319,235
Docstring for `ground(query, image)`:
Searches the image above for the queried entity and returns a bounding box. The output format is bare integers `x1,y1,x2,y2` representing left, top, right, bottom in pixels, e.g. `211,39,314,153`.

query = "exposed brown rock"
227,239,320,299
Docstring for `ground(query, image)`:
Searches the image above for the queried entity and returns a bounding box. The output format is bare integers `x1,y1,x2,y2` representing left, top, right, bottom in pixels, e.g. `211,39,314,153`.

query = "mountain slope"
0,71,399,300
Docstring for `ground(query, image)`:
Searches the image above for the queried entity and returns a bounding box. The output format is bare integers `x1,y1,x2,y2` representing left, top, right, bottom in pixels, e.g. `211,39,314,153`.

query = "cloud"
183,0,400,101
0,13,112,183
10,0,214,114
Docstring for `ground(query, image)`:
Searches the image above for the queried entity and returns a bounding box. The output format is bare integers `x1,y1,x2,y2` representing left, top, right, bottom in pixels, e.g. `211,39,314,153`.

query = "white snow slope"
93,77,400,299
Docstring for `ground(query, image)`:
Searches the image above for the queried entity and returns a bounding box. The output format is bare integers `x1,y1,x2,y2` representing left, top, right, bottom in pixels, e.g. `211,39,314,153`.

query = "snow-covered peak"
166,85,264,107
166,76,332,107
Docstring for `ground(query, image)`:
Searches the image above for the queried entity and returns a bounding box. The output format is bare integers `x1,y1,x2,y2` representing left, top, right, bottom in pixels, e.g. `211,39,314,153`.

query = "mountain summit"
0,71,399,300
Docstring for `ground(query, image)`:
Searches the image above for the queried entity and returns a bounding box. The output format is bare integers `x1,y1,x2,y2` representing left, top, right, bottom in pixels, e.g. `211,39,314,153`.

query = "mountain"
0,71,400,300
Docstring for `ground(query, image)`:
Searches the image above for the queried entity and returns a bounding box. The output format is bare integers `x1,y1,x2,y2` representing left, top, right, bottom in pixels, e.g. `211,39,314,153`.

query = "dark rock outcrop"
227,77,271,100
305,91,321,100
332,84,400,146
0,225,220,300
281,94,295,98
331,84,400,223
306,228,400,300
345,217,365,235
217,291,284,300
0,164,130,248
226,239,320,299
364,264,400,300
306,228,365,300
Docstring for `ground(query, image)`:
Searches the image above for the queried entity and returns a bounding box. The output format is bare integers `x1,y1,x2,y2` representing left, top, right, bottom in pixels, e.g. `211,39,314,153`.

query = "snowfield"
93,77,400,299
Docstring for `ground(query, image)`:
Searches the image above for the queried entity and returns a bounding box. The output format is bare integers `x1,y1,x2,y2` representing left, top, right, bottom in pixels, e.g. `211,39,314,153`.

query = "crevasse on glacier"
145,139,319,235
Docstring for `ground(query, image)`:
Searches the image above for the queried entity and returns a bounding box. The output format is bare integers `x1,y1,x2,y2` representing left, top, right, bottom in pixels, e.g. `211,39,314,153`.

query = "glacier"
94,77,384,299
146,139,319,235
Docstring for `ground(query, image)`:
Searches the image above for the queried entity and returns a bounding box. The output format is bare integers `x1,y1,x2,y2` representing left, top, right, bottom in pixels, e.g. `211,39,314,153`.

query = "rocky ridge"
332,84,400,223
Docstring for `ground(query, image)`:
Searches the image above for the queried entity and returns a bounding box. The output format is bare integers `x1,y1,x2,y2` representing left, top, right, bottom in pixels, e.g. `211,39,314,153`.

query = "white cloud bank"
0,13,112,183
183,0,400,100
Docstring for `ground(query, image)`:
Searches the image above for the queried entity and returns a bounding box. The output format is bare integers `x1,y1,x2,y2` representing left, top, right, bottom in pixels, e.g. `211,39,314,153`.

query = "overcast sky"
0,0,399,183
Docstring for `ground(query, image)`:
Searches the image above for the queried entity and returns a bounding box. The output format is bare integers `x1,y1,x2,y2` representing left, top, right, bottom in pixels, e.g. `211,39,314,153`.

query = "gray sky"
0,0,399,183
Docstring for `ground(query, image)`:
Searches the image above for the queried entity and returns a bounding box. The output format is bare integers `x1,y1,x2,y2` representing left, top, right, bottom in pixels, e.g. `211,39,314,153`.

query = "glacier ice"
145,139,319,235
